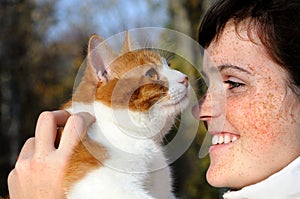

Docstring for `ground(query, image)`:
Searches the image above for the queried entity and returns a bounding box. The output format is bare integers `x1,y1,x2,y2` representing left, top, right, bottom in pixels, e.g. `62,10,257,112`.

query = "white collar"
223,156,300,199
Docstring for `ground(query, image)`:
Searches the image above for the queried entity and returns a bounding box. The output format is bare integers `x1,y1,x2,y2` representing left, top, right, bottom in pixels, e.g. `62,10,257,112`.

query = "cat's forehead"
109,50,163,76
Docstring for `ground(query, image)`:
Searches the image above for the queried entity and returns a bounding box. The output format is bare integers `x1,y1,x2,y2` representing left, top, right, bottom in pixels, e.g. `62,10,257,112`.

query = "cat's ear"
88,34,117,83
121,31,131,54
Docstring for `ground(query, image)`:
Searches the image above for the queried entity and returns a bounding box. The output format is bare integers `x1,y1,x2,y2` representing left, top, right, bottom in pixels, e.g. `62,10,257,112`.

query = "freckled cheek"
226,97,279,151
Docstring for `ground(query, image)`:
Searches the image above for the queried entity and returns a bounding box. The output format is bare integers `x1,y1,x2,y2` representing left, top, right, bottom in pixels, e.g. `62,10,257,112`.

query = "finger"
35,110,70,154
7,170,19,199
52,110,71,127
17,137,35,161
58,112,95,157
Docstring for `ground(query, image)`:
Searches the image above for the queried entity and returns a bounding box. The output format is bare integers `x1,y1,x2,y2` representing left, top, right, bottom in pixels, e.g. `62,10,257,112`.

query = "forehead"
203,21,284,77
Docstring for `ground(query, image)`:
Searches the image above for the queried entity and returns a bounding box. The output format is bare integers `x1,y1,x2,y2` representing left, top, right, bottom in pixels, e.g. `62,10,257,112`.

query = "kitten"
4,32,190,199
61,32,190,199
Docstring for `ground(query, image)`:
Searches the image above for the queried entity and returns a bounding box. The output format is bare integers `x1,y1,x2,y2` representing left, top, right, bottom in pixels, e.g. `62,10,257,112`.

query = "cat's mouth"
160,91,189,111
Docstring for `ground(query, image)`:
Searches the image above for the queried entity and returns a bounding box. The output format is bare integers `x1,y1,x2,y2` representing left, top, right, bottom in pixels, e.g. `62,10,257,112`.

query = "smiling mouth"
211,133,240,145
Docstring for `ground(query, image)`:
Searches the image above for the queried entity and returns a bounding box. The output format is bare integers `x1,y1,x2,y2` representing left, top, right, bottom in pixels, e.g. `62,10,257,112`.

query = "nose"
178,76,189,88
192,92,213,121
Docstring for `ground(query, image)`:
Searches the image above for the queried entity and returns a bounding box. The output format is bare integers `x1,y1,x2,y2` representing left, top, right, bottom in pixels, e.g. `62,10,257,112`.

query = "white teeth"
218,136,224,144
212,134,239,145
224,135,231,144
232,136,238,142
212,135,219,145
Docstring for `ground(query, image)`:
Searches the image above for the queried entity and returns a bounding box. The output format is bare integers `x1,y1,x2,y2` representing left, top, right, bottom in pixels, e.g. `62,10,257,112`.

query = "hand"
7,110,95,199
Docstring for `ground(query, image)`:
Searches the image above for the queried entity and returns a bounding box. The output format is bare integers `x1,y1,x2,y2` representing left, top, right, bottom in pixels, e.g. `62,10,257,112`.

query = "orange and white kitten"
60,32,189,199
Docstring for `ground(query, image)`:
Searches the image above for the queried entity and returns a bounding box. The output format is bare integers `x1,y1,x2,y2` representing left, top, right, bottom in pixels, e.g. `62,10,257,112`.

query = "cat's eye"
145,68,159,80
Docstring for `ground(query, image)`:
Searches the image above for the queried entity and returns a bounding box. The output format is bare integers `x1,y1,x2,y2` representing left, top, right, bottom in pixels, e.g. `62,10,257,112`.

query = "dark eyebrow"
217,64,253,75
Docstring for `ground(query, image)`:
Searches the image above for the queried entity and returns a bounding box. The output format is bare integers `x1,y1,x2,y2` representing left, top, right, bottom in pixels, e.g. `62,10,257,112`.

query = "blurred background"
0,0,223,198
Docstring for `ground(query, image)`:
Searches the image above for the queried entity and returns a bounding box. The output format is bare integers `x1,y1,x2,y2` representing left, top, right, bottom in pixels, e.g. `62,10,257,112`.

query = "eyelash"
224,80,245,90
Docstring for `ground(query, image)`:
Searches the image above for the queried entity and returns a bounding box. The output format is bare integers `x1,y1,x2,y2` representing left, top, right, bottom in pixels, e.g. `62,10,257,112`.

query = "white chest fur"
65,102,176,199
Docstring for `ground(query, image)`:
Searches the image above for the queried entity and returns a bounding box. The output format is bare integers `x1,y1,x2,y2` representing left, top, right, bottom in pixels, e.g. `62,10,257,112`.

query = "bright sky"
47,0,169,41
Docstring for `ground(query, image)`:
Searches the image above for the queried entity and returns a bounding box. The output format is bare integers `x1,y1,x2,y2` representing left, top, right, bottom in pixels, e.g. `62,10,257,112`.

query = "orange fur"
70,64,99,104
96,77,168,112
56,32,170,197
110,50,162,78
96,50,169,112
63,136,107,194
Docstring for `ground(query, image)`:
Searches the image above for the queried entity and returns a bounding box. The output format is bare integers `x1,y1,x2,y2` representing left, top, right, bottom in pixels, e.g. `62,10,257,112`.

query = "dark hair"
198,0,300,94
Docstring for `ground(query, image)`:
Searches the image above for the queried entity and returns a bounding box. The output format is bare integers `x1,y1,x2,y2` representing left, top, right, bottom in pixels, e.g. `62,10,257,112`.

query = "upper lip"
208,131,240,136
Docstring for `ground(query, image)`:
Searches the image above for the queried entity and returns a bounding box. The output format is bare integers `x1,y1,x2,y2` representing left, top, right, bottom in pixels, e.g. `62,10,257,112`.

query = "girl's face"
193,21,300,189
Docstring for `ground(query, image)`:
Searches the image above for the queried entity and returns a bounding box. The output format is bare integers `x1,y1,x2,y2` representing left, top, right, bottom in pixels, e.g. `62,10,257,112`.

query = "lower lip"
209,141,236,153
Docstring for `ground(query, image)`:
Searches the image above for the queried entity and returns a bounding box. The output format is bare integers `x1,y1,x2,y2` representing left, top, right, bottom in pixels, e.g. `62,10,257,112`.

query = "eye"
224,80,245,90
145,68,159,80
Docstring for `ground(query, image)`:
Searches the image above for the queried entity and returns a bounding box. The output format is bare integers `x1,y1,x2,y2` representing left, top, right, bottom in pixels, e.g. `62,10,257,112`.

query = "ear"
88,34,117,83
121,30,131,54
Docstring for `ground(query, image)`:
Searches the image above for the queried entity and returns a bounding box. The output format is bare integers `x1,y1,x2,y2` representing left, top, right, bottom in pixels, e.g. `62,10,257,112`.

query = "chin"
206,165,245,189
206,167,226,188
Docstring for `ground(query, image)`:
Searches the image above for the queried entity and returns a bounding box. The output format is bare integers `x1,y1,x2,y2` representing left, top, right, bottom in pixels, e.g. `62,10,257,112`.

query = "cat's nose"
178,76,189,88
